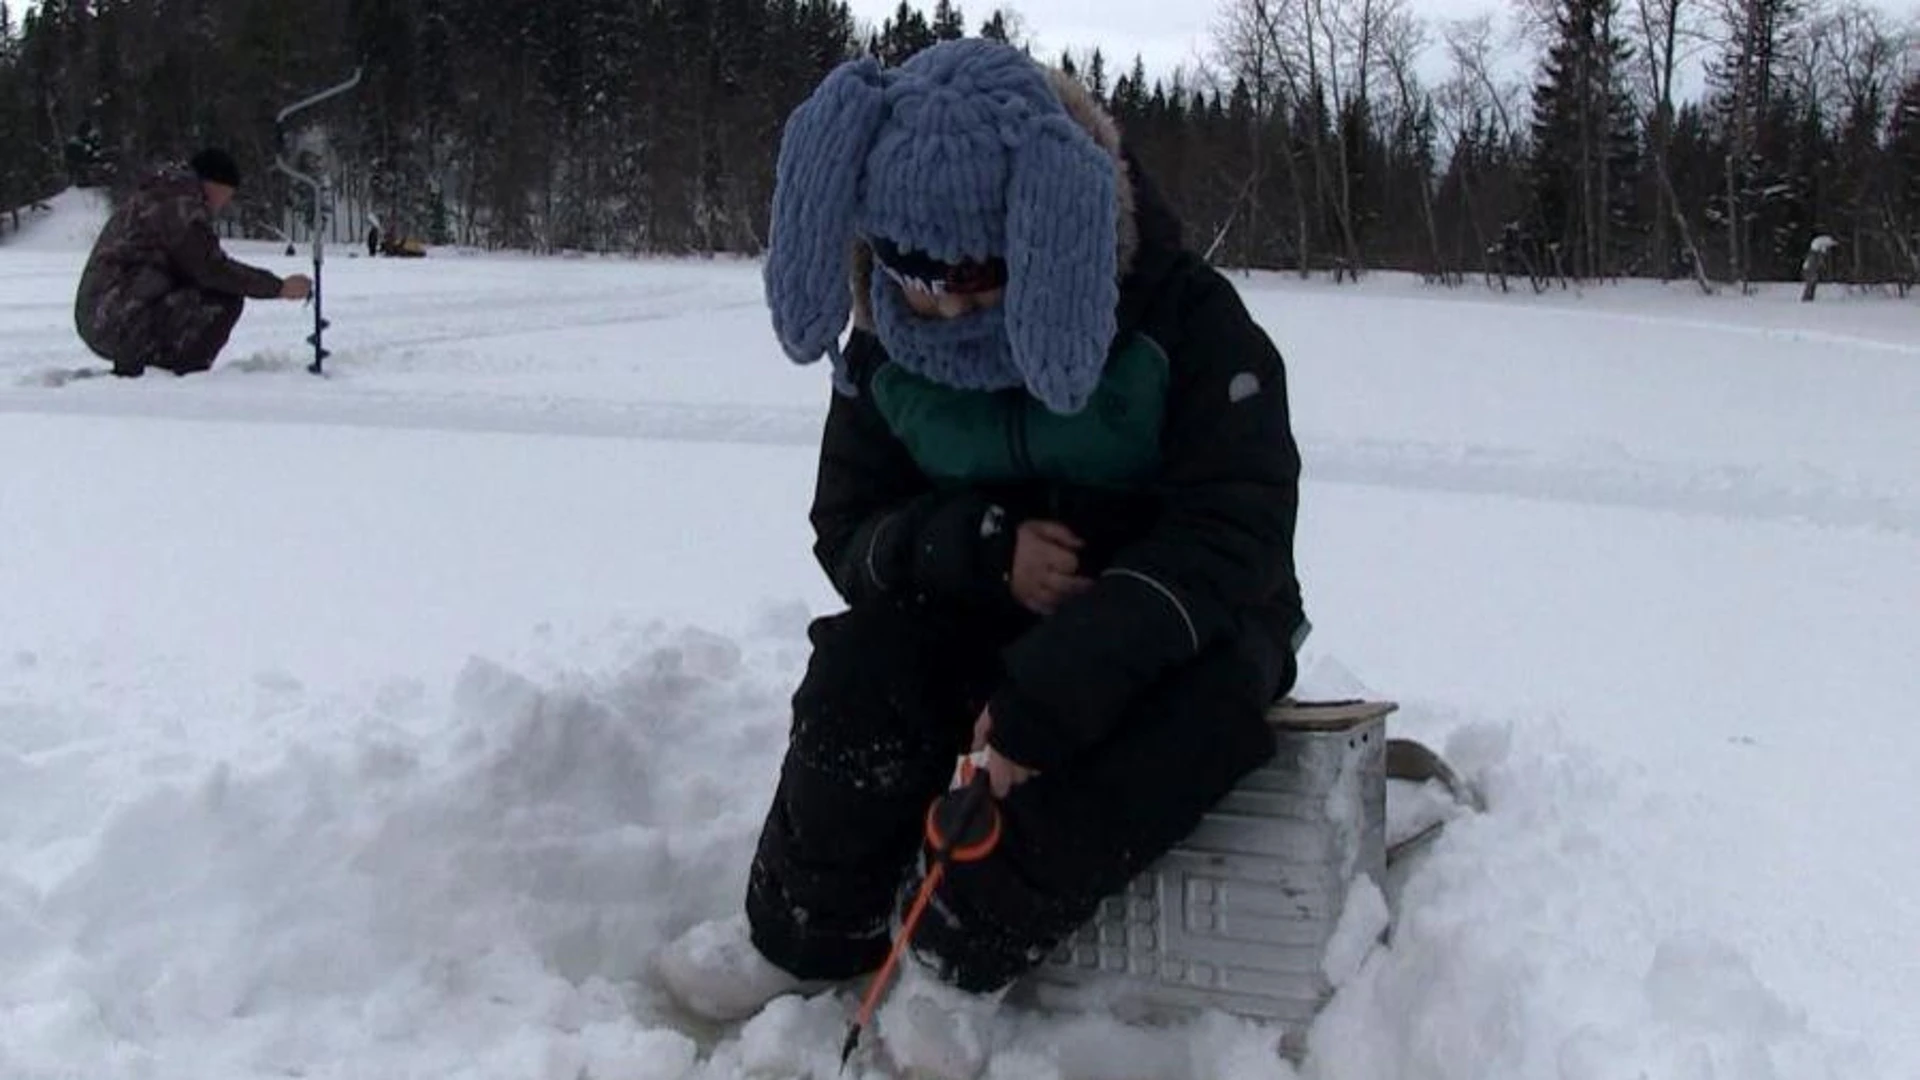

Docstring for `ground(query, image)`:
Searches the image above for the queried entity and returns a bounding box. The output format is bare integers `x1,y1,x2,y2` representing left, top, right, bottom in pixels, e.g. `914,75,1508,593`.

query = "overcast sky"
845,0,1920,89
846,0,1534,82
14,0,1920,90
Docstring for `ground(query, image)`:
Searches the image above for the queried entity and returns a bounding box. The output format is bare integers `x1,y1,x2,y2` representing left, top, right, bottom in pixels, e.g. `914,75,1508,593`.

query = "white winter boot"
654,914,833,1022
876,960,1004,1080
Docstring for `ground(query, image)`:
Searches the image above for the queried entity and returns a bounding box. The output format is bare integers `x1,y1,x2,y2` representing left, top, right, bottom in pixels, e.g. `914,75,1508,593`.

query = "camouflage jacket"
74,166,284,333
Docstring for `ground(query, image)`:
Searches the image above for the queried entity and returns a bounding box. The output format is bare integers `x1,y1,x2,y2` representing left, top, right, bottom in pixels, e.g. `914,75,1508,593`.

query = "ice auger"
273,67,363,375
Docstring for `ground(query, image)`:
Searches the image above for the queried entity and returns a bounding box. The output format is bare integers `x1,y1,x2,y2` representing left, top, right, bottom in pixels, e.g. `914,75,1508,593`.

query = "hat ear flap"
1004,112,1119,415
765,57,890,368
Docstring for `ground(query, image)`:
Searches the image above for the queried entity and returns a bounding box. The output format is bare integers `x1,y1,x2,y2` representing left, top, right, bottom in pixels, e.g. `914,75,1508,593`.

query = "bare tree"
1215,0,1342,276
1777,0,1835,115
1213,0,1408,278
1804,2,1910,283
1630,0,1717,291
1432,16,1535,287
1210,0,1286,270
1813,1,1902,107
1449,14,1529,146
1312,0,1396,278
1375,4,1455,282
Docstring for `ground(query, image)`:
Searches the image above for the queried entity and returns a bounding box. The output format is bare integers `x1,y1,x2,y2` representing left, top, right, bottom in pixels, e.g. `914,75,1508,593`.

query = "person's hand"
971,708,1036,798
1009,520,1093,615
280,274,312,300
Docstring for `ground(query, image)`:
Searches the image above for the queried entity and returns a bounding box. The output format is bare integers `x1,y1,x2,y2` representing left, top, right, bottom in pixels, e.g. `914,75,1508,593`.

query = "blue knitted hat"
764,39,1120,415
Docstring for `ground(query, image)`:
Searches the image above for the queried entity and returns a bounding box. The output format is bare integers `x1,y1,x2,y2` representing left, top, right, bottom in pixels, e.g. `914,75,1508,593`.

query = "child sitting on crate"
658,38,1308,1077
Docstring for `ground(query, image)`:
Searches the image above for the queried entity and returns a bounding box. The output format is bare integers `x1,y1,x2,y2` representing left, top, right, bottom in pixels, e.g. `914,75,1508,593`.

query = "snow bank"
4,187,111,252
2,624,788,1079
0,629,1881,1080
1307,720,1870,1080
0,621,1303,1080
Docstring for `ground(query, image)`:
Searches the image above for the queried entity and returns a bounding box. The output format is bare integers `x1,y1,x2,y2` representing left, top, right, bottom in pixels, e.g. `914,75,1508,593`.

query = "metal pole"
273,67,363,375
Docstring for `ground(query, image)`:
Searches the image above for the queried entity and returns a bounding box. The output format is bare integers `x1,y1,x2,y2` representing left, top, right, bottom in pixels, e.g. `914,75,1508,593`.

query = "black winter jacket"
807,158,1305,774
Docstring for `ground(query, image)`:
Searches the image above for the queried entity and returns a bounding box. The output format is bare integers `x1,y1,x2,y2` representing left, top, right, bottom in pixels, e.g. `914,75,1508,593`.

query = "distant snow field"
2,191,1917,1080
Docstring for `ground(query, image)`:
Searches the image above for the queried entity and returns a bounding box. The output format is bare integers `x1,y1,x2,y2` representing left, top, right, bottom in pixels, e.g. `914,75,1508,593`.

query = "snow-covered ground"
3,187,1917,1080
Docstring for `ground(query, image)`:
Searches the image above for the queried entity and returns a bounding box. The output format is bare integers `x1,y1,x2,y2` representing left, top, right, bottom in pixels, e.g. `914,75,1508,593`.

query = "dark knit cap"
190,148,242,189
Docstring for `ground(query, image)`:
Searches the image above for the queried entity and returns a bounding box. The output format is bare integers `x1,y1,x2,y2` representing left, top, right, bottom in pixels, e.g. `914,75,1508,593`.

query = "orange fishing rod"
839,762,1002,1072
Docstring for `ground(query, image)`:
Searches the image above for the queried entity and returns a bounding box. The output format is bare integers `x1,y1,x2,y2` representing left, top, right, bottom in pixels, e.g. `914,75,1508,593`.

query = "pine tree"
0,1,24,226
1528,0,1638,279
5,0,1903,278
930,0,965,41
1884,74,1920,281
1703,0,1803,284
1893,77,1920,213
9,5,66,207
1116,55,1147,118
877,1,934,65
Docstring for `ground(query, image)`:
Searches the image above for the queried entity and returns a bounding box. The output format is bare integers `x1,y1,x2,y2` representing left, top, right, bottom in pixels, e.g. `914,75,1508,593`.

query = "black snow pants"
744,599,1291,993
81,285,245,376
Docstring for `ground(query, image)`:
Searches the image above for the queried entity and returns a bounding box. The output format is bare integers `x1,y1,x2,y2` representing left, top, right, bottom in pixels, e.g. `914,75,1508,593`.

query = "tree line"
2,0,1917,290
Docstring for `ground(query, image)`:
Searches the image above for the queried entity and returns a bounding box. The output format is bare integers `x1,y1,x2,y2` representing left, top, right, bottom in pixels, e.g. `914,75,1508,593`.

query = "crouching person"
74,147,311,377
657,40,1308,1078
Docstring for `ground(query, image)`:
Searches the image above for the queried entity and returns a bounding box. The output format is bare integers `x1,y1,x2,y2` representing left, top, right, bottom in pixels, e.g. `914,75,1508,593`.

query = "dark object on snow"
380,235,427,258
72,164,285,376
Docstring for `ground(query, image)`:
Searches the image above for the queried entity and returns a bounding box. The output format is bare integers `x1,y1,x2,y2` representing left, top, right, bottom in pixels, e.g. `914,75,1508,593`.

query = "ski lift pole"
273,66,363,375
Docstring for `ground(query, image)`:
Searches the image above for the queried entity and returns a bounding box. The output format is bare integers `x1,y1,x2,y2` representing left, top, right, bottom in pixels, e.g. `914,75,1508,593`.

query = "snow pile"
1308,721,1870,1080
0,618,1302,1080
2,624,792,1079
0,630,1881,1080
4,187,111,252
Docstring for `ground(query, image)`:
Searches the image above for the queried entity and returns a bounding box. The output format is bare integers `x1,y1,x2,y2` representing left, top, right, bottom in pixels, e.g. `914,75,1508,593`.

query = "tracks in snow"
3,270,1913,536
3,379,1912,536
